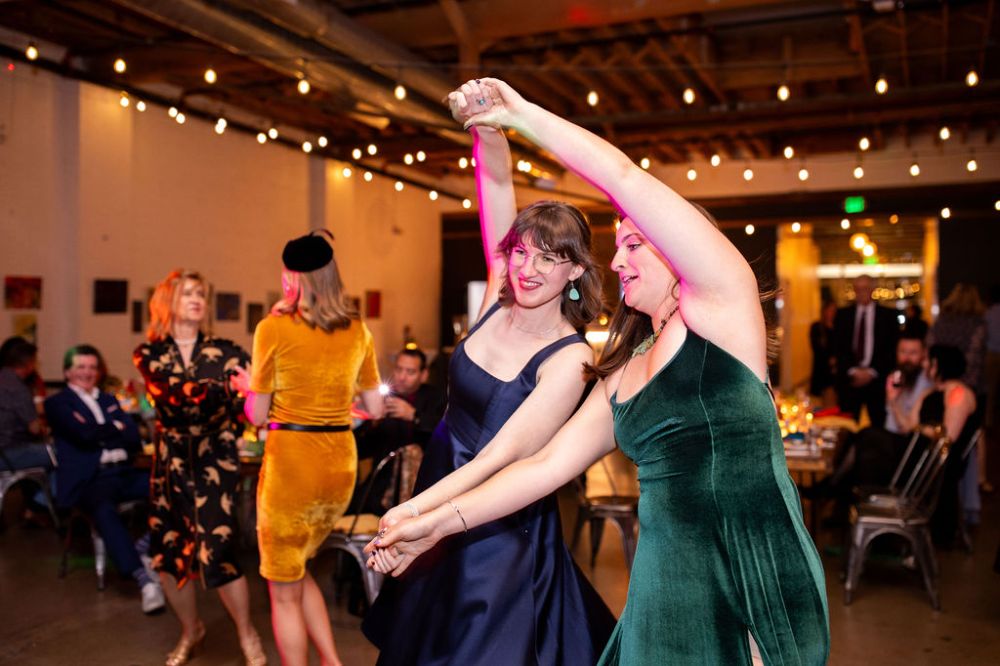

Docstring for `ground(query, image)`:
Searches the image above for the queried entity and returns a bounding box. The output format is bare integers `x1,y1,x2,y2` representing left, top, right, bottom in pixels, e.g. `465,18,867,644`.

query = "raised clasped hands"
447,77,526,132
363,509,439,577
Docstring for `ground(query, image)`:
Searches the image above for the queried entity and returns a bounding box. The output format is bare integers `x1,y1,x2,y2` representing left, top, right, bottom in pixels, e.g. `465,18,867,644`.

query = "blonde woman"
134,270,266,666
231,231,384,666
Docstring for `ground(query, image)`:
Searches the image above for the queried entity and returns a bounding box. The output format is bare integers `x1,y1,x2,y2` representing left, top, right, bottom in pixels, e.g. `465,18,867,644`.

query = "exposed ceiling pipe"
108,0,470,145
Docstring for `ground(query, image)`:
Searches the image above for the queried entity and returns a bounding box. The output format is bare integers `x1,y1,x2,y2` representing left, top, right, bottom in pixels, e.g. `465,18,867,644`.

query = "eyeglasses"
508,247,572,275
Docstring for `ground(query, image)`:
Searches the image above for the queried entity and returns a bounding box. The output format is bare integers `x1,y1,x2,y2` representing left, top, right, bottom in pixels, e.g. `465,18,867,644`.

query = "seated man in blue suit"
45,344,164,614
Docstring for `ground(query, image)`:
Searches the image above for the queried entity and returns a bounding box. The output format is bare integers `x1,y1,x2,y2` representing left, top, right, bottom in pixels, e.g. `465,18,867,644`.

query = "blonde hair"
272,236,357,331
146,269,211,342
940,283,985,317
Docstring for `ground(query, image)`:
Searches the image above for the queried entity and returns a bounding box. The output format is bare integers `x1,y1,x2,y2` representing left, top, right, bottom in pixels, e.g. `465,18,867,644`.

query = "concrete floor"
1,477,998,665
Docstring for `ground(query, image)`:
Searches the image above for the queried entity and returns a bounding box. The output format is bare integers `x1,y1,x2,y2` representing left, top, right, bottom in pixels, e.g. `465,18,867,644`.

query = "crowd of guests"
808,278,998,548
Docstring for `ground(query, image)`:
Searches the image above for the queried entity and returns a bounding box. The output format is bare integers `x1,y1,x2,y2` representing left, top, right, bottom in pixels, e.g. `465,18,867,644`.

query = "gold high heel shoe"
165,622,206,666
239,632,267,666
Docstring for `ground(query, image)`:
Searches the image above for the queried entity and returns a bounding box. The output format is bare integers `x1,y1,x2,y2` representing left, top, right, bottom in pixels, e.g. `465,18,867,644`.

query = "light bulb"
302,141,312,153
257,132,267,144
743,168,754,181
429,190,439,201
862,244,875,257
175,112,186,124
745,224,755,235
639,157,650,170
686,168,697,181
113,57,126,74
967,158,978,172
343,167,352,178
214,123,225,135
136,100,146,112
586,90,599,106
859,136,870,151
404,153,414,165
798,168,809,181
966,69,979,87
791,222,801,233
875,76,888,94
683,88,695,104
363,171,373,182
297,78,310,95
841,218,851,230
367,143,377,156
204,68,217,84
168,106,178,118
941,207,951,219
783,146,794,159
317,136,328,148
394,181,404,191
777,84,789,101
268,127,278,140
216,118,227,130
710,154,721,167
25,43,38,61
458,157,469,169
119,94,129,108
394,84,407,100
352,148,362,159
416,150,426,162
462,198,472,209
939,126,951,141
853,165,864,179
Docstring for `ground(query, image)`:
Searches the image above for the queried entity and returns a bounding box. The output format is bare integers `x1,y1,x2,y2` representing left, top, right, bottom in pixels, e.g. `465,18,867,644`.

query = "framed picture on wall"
131,300,146,333
247,302,264,333
365,290,381,319
12,313,37,343
93,279,128,314
4,276,42,309
216,292,241,322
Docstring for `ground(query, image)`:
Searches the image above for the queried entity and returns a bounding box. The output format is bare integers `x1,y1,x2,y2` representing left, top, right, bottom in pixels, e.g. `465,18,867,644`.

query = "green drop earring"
568,281,581,301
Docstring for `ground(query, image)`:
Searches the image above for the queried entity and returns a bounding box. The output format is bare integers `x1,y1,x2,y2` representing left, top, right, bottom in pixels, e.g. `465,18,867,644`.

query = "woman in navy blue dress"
361,85,615,665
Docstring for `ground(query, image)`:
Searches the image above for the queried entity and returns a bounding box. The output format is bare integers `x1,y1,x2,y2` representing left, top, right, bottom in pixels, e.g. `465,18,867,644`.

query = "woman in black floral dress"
134,269,266,666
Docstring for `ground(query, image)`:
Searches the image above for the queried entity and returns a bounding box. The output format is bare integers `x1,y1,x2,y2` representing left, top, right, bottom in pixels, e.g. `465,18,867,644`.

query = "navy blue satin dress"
363,303,616,665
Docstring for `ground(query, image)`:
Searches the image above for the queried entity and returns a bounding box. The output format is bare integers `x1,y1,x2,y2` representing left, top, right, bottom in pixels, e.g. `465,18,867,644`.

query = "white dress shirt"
851,302,876,371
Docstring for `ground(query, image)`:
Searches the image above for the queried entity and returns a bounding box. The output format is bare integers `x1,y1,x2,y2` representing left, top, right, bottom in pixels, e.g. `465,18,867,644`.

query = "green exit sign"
844,196,866,214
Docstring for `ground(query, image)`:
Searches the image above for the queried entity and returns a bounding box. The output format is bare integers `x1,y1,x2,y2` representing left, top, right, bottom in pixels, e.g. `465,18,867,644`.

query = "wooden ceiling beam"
846,5,872,90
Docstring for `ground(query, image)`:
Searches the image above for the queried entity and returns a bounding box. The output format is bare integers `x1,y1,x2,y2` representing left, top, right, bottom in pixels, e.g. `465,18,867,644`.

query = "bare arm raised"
469,78,767,378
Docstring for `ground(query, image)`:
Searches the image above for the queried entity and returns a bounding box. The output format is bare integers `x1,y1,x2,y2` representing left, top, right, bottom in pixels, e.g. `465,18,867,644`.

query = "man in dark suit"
352,347,447,514
833,275,899,428
45,344,164,614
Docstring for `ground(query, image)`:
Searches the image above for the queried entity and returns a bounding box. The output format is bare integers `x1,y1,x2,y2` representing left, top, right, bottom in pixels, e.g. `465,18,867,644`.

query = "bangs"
498,201,591,261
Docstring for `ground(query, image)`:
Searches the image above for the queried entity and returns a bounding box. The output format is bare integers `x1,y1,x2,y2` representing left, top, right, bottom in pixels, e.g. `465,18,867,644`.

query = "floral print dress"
134,334,249,589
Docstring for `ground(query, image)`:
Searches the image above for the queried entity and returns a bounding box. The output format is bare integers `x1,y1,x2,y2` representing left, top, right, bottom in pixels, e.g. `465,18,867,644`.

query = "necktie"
854,307,868,365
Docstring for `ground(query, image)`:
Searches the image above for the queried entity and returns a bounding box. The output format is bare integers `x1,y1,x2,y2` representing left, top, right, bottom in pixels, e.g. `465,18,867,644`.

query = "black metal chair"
571,458,638,572
0,445,60,530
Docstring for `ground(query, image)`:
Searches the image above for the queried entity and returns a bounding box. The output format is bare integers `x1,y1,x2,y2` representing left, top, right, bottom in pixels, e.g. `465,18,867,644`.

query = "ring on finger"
477,97,486,105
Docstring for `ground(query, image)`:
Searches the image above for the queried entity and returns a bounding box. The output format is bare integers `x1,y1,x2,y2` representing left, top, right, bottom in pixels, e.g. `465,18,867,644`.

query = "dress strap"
521,332,587,377
467,301,503,339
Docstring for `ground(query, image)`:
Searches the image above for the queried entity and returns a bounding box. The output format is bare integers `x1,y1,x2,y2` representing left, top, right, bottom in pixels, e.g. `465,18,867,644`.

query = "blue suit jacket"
44,388,141,508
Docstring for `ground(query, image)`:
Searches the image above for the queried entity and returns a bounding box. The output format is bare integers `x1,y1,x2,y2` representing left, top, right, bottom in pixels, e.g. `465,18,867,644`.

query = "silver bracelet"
446,500,469,533
403,501,420,517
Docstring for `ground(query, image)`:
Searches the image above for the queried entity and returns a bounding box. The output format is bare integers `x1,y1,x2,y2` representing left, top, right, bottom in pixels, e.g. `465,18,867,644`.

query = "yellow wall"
776,224,820,392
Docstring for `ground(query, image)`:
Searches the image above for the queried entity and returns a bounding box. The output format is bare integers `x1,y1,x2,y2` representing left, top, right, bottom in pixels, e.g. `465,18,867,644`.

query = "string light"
394,181,404,191
204,68,217,84
783,146,794,159
363,171,373,182
874,76,888,94
404,153,414,165
686,168,697,181
791,222,801,233
798,168,809,181
429,190,439,201
135,100,146,112
367,143,377,156
853,165,864,179
268,127,278,140
966,69,979,87
25,43,38,61
586,90,599,106
682,88,696,104
168,106,178,118
297,77,310,95
639,157,650,170
302,141,312,153
394,84,407,100
777,84,790,101
119,92,129,108
994,200,1000,211
858,136,870,151
462,198,472,209
743,167,754,181
889,214,899,224
710,154,721,167
909,162,920,177
745,224,755,235
939,126,951,141
113,57,126,74
352,148,362,159
850,233,869,250
840,218,851,230
940,207,951,219
343,167,352,178
416,150,426,162
862,243,876,258
257,132,267,144
471,157,477,167
175,112,186,125
458,157,469,169
215,118,227,135
317,136,328,148
966,158,978,172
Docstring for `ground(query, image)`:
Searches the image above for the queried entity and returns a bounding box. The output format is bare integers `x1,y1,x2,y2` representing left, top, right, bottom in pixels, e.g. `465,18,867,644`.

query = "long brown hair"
940,283,985,317
146,269,211,342
586,206,778,380
272,232,357,331
496,201,603,328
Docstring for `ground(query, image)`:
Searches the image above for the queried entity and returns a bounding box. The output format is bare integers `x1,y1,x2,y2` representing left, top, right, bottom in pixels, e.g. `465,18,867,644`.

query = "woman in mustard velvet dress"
232,231,384,666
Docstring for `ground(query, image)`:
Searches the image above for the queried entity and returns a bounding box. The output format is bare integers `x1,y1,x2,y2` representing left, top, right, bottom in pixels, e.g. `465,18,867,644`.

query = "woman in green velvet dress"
367,78,829,665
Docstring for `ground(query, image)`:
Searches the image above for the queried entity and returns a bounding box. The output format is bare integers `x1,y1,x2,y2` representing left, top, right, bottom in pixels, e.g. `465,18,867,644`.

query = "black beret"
282,233,333,272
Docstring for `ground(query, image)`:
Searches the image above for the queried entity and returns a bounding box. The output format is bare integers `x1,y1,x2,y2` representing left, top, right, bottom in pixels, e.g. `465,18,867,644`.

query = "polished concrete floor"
1,471,998,665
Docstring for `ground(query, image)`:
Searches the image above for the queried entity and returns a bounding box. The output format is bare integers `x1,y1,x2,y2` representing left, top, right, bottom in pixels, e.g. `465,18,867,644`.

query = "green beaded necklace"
631,305,680,358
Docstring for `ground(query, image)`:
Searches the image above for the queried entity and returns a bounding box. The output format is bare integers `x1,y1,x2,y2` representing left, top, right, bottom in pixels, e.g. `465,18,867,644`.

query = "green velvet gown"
601,329,830,665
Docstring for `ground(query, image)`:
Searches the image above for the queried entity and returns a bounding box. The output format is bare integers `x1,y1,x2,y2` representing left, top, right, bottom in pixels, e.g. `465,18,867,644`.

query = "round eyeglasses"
508,247,572,275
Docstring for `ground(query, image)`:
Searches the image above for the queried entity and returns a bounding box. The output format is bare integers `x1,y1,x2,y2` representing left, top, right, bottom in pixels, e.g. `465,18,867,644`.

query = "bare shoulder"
538,340,593,381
